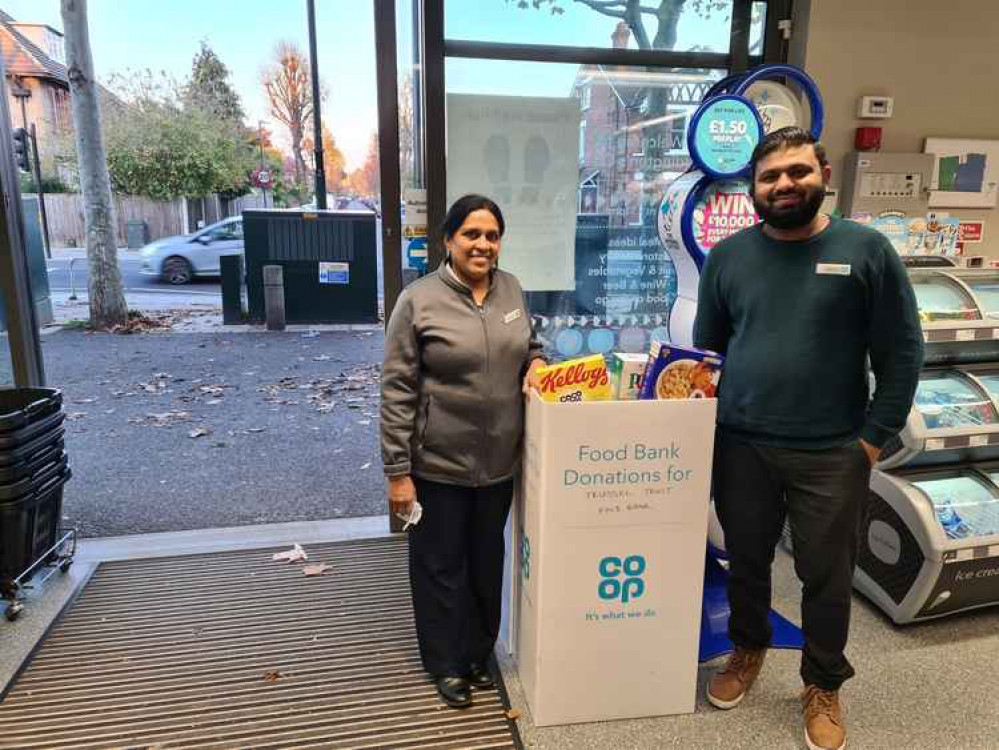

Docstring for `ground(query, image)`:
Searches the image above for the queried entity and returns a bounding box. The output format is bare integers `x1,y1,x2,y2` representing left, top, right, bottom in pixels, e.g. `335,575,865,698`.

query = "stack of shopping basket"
0,387,73,621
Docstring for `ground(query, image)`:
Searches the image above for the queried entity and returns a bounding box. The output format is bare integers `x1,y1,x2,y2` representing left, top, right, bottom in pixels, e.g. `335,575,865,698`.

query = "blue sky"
2,1,743,168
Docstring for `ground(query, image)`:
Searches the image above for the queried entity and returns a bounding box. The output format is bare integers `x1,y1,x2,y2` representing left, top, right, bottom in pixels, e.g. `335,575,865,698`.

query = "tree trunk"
652,0,686,51
60,0,127,329
291,127,306,187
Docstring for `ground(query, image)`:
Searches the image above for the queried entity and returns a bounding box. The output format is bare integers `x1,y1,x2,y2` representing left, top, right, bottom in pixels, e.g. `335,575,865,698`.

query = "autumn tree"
184,41,245,124
261,41,326,186
399,72,415,189
303,124,347,194
348,132,379,198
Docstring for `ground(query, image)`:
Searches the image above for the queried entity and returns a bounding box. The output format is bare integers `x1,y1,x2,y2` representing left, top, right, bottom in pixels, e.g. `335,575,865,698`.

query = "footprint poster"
447,94,580,291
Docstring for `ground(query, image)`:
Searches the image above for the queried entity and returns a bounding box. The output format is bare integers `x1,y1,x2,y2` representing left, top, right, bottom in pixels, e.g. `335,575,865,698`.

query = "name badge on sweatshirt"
816,263,851,276
503,309,523,324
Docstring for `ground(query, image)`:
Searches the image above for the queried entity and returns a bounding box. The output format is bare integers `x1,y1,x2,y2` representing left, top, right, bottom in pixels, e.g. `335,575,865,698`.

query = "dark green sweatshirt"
693,217,924,449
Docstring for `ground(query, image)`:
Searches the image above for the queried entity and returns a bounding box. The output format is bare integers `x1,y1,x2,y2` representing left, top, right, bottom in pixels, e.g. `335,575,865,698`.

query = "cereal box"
638,342,724,400
536,355,612,403
609,353,648,401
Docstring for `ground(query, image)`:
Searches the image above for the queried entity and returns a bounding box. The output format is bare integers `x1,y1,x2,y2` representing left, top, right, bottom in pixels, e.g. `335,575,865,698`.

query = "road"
46,255,222,298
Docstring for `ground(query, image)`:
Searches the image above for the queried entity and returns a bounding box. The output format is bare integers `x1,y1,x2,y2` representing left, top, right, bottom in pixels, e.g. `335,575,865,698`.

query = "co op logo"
598,554,646,603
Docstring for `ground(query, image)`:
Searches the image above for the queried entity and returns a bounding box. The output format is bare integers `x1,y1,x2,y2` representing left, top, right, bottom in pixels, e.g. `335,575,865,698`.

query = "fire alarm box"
855,127,882,151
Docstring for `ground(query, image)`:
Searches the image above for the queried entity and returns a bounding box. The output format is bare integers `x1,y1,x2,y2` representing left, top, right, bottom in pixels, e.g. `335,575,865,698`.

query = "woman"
380,194,545,708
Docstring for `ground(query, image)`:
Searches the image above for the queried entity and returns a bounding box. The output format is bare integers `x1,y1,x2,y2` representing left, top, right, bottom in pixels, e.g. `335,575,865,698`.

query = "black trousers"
408,477,514,677
712,430,871,690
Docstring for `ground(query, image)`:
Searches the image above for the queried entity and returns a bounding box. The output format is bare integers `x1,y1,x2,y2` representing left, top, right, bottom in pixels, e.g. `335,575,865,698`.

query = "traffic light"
11,128,30,172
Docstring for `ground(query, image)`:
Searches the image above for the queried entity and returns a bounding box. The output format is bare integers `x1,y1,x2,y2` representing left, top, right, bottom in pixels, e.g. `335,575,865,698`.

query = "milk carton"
609,353,648,400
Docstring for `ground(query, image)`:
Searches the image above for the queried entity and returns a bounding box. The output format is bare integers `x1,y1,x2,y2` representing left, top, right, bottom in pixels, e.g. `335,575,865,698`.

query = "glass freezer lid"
914,372,999,429
909,274,981,322
912,474,999,540
963,276,999,319
975,373,999,401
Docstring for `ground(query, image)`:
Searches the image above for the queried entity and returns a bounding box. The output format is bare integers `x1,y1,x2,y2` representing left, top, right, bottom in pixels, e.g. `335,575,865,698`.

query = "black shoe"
436,676,472,708
468,662,495,690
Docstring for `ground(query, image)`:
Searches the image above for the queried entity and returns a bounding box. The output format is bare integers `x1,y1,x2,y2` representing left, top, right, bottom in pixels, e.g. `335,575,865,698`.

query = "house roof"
0,10,68,85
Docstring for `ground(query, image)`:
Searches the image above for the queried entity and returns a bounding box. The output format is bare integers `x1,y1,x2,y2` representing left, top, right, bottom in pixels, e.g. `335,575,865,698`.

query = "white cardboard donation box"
515,391,716,726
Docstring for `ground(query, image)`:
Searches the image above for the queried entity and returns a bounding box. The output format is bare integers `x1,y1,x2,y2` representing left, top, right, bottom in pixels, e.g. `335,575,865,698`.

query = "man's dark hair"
442,194,506,240
750,126,829,177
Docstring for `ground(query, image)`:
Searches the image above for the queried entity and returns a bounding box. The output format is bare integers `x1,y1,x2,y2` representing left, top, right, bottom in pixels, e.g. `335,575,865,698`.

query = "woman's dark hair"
441,194,505,240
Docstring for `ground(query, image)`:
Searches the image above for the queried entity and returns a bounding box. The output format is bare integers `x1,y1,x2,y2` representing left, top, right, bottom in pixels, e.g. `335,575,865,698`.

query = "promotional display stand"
514,392,716,726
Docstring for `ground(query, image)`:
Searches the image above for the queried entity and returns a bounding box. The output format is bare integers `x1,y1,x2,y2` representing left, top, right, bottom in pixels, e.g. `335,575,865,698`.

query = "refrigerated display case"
906,269,999,365
858,268,999,623
855,467,999,623
950,271,999,320
877,368,999,470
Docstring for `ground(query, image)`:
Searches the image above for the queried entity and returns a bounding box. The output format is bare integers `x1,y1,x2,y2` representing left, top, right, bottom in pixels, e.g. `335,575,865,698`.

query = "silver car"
139,216,244,284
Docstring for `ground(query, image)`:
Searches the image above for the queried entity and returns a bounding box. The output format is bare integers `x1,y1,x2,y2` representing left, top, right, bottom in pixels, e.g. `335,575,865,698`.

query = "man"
694,127,923,750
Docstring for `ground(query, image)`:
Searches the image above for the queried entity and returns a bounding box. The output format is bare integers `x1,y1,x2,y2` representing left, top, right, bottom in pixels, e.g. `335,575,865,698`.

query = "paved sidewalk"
43,326,387,538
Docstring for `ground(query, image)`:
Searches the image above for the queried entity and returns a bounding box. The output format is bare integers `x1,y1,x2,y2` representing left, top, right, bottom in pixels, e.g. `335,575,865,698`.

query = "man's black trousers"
713,430,871,690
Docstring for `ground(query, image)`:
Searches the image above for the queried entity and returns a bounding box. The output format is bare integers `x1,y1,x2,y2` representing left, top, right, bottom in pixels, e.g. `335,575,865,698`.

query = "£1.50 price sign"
689,95,763,178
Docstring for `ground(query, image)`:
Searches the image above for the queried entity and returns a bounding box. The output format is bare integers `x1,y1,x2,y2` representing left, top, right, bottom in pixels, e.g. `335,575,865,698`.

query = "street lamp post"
258,121,269,208
306,0,326,209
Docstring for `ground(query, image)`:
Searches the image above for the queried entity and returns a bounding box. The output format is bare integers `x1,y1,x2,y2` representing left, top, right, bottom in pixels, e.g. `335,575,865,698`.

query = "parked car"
139,216,244,284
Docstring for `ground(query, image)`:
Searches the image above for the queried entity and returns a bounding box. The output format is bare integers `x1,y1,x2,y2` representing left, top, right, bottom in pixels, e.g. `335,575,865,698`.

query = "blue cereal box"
638,341,724,400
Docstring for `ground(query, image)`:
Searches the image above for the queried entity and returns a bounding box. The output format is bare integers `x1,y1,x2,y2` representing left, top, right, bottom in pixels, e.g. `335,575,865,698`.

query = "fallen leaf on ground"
272,544,308,563
303,563,333,577
137,411,192,427
505,709,521,720
263,671,282,682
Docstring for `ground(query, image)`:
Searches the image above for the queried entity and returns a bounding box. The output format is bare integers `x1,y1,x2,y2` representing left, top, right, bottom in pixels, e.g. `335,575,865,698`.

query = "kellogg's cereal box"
609,353,648,401
638,342,724,401
536,355,612,403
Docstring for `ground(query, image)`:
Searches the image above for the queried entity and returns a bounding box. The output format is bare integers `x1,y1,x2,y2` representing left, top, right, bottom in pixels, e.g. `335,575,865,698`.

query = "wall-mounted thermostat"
857,95,894,119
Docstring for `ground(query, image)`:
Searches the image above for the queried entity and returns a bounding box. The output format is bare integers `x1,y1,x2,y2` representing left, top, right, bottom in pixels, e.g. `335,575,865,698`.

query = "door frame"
0,57,45,386
418,0,792,274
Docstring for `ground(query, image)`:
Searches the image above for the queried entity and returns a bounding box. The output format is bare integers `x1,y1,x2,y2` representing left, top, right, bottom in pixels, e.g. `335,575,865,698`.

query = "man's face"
752,144,831,230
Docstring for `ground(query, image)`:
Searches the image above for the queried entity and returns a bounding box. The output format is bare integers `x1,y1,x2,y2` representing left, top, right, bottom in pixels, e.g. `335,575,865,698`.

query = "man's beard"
754,183,825,230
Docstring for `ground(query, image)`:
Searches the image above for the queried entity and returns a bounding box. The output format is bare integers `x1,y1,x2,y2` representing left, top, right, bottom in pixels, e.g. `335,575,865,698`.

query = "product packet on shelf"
609,353,649,400
535,354,612,403
638,342,724,400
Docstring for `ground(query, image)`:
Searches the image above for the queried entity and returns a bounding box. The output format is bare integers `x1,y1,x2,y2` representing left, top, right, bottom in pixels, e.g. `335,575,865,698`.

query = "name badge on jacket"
503,309,523,324
816,263,851,276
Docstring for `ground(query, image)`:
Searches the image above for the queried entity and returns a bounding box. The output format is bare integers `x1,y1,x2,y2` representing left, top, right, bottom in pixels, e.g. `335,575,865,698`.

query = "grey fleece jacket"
380,264,545,487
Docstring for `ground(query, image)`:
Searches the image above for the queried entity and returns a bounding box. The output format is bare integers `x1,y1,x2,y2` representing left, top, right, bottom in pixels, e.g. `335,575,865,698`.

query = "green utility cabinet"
242,209,378,325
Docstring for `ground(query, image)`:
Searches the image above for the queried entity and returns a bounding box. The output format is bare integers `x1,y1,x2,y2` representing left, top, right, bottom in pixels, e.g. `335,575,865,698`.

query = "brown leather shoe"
802,685,846,750
706,646,767,709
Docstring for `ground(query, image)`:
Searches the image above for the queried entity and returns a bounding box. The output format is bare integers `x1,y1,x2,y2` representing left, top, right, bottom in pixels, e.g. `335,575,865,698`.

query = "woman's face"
446,209,502,286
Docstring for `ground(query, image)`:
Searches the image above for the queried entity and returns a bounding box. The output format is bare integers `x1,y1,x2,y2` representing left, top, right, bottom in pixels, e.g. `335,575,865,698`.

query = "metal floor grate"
0,537,520,749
